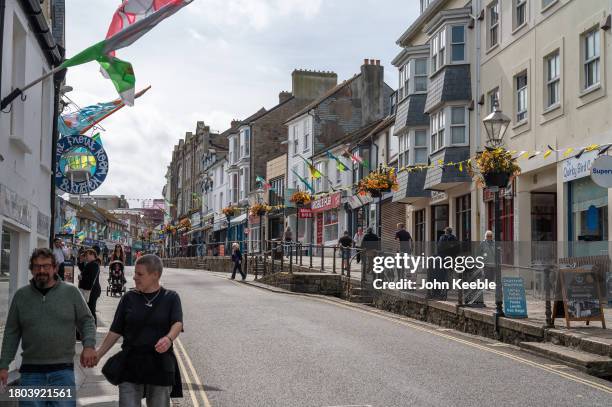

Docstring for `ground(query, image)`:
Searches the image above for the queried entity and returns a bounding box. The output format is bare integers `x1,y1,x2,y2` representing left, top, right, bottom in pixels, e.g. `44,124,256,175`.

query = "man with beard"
0,248,97,397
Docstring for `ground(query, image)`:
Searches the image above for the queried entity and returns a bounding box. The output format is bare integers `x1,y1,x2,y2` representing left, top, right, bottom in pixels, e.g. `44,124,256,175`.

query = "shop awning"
229,213,247,225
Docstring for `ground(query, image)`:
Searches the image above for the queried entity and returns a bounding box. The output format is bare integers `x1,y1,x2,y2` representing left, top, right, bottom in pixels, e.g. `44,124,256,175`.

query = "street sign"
502,277,528,318
590,155,612,188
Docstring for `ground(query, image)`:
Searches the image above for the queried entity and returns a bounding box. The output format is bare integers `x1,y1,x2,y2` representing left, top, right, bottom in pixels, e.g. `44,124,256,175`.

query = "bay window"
430,111,445,153
451,26,465,62
450,107,466,144
431,29,446,72
414,130,428,164
414,59,428,92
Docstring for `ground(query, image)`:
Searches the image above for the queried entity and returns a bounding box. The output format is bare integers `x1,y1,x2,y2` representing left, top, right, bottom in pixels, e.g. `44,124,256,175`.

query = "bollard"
320,245,325,272
309,243,313,269
289,243,293,274
332,247,337,274
299,243,303,266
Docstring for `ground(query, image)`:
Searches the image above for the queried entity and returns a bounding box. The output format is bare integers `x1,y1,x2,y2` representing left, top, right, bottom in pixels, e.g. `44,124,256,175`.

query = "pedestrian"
79,249,102,326
337,231,354,271
361,227,380,275
283,225,293,257
52,237,69,281
432,227,458,300
111,244,126,264
0,248,97,396
353,227,364,263
480,230,496,281
95,254,183,406
190,238,197,257
102,245,109,267
394,223,413,254
230,243,246,280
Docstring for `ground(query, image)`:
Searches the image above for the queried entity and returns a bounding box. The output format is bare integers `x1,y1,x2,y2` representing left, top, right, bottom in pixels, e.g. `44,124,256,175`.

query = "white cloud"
63,0,416,200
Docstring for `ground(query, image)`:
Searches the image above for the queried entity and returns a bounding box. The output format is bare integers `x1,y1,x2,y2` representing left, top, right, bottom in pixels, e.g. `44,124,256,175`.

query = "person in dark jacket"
230,243,246,280
360,228,380,277
96,254,183,406
79,249,102,325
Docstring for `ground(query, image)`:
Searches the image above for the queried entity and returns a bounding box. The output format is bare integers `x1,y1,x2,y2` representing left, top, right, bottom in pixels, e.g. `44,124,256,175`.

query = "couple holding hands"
0,249,183,407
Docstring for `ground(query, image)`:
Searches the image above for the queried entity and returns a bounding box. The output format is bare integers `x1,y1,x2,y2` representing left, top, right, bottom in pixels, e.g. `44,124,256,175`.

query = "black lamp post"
482,101,511,319
256,187,264,254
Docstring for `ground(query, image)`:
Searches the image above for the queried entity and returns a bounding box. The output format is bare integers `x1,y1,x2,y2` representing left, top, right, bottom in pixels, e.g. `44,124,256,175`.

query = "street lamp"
482,100,511,319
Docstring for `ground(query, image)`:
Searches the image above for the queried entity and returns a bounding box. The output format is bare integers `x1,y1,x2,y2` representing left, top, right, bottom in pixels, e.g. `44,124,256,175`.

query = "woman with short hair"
96,254,183,406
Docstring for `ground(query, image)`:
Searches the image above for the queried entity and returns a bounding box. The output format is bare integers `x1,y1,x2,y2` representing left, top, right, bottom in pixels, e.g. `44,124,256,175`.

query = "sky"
64,0,419,202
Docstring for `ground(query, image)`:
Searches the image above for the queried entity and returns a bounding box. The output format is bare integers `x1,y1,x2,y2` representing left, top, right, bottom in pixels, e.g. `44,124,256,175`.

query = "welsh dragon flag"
60,0,193,105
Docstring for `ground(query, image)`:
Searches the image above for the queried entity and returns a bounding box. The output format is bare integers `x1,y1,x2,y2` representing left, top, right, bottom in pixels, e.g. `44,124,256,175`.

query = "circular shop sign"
590,155,612,188
55,135,109,194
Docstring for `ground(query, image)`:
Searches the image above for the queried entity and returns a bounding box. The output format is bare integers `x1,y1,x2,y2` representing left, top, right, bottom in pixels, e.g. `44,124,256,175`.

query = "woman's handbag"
101,297,158,385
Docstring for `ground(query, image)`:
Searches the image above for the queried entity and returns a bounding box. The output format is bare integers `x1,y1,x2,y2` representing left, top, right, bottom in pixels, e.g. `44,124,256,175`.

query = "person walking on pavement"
480,230,496,281
78,249,102,326
102,245,109,268
394,223,413,254
283,225,293,257
361,227,380,276
110,244,126,265
432,227,459,300
53,237,70,281
96,254,183,406
0,248,97,399
230,243,246,280
353,227,364,264
337,231,354,272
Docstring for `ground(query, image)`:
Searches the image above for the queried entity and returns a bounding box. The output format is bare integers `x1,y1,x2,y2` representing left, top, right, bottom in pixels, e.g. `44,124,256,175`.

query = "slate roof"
423,146,471,190
424,65,472,113
392,170,431,203
395,94,429,134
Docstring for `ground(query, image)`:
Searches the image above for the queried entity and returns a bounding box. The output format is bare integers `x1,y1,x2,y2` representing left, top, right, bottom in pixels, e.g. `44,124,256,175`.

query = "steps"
519,342,612,378
349,285,373,304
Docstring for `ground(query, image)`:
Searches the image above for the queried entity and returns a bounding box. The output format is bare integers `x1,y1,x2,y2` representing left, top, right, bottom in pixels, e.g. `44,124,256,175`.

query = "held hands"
155,336,172,354
0,368,8,387
80,347,98,368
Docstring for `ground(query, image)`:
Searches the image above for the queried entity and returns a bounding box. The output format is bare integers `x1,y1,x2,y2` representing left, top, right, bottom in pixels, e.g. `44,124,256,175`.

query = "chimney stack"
279,91,292,104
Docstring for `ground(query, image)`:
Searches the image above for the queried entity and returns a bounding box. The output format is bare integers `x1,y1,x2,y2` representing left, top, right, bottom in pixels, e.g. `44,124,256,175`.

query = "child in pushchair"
107,260,126,297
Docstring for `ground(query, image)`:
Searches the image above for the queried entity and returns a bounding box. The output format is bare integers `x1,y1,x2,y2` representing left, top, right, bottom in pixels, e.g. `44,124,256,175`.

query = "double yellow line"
174,337,212,407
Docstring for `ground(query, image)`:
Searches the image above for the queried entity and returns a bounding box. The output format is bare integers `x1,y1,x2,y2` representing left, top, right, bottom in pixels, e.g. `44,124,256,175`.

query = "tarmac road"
112,266,612,407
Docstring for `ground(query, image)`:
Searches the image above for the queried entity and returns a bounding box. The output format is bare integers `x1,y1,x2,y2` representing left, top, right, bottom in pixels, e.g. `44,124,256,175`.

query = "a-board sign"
502,277,528,318
554,268,606,329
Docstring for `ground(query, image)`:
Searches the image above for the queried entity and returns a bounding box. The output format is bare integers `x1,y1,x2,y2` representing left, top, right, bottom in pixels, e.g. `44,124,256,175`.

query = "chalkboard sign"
558,268,606,329
502,277,528,318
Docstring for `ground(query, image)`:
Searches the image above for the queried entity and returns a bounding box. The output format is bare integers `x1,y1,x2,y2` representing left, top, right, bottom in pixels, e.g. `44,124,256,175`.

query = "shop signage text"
311,192,342,213
590,155,612,188
562,151,597,183
298,208,313,218
430,191,447,204
55,135,109,194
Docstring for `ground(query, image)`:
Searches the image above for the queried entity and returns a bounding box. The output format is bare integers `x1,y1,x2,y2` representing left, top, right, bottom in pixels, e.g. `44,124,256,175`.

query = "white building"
0,0,63,374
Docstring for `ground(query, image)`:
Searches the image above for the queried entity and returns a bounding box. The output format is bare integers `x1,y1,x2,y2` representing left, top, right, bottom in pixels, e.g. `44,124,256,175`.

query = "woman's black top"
110,288,183,388
78,261,101,297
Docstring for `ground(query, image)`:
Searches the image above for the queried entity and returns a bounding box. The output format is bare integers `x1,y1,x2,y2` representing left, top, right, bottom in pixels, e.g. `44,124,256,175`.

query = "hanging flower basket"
222,206,239,217
250,203,271,216
290,191,312,205
471,148,521,188
356,165,399,197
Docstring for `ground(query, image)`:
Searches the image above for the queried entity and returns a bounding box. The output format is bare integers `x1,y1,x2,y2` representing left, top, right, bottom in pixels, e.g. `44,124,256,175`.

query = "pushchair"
107,260,126,297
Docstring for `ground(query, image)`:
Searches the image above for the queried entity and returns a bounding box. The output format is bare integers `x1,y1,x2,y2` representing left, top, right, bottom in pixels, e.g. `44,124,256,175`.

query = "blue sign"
502,277,528,318
55,135,109,194
586,205,599,231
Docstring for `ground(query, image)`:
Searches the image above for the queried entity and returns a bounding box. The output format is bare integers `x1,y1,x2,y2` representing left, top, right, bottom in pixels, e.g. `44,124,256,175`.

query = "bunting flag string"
291,169,315,194
326,151,349,172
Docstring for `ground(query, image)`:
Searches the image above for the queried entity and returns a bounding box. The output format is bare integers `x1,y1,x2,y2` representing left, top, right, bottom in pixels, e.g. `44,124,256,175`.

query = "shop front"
312,192,342,247
563,152,609,257
347,194,372,238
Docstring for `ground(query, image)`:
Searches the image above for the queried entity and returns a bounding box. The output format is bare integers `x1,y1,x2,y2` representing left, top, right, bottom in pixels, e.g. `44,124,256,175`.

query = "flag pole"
1,65,65,110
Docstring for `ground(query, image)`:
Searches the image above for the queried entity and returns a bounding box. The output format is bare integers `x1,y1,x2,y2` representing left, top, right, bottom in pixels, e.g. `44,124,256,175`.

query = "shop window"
487,197,514,241
455,194,471,241
414,209,426,242
431,204,449,241
568,177,608,256
324,209,339,242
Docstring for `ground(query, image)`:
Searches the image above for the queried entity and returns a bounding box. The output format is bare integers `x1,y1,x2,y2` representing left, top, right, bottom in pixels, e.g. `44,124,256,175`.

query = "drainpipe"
0,0,5,104
49,62,66,247
474,0,483,240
